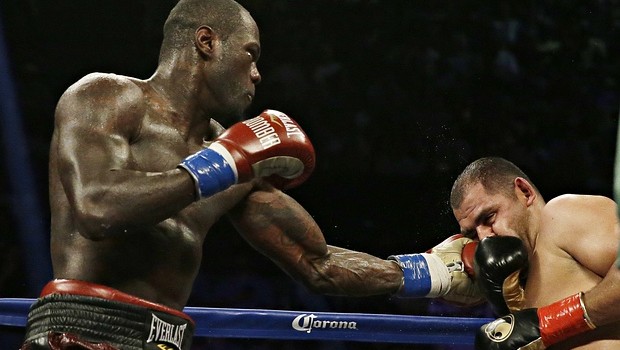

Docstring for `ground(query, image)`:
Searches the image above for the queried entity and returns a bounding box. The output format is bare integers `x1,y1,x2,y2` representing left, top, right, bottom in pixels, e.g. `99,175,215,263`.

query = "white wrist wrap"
421,253,452,297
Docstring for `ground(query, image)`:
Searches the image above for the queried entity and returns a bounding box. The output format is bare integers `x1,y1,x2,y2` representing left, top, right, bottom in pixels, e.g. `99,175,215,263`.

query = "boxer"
21,1,483,348
450,157,620,349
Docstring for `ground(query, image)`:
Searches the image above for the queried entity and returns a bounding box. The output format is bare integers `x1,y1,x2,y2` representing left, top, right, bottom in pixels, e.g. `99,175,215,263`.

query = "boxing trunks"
20,279,195,350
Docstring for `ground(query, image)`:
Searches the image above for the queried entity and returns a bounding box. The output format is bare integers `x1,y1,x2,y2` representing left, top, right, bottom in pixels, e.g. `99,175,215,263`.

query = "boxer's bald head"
159,0,249,61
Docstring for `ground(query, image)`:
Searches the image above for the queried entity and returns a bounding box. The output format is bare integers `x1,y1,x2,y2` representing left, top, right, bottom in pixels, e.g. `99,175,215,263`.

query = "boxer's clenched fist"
388,234,484,305
474,236,527,315
179,109,315,198
475,293,596,349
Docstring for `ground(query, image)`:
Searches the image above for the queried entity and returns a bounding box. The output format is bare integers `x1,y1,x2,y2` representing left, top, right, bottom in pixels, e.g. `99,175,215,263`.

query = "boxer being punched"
450,157,620,349
21,1,482,349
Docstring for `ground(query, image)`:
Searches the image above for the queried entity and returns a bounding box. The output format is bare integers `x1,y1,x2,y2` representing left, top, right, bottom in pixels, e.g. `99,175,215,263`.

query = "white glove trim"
209,142,239,181
421,253,452,297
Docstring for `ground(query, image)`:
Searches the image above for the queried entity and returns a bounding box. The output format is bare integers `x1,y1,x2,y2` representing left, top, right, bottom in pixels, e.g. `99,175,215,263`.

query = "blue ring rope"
0,298,491,344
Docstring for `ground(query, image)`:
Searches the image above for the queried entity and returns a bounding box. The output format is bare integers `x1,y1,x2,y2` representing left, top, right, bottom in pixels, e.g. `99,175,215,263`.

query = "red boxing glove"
218,109,315,189
180,110,315,198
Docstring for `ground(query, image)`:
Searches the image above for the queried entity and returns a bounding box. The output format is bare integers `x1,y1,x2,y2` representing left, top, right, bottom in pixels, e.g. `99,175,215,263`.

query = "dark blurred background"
1,0,619,349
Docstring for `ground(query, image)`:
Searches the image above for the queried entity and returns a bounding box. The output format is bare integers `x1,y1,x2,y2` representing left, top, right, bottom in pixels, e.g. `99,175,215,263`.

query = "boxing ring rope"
0,298,492,345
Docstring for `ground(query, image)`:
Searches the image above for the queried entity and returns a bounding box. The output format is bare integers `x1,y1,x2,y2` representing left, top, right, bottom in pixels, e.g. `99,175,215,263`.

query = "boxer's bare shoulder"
54,73,149,141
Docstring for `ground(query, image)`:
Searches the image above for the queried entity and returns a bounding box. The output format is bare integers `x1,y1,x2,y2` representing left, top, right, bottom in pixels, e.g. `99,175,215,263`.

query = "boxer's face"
454,182,530,241
203,11,261,123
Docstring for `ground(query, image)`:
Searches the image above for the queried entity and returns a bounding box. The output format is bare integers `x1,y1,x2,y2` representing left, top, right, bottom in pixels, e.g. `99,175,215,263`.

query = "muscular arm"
584,265,620,326
546,195,620,325
549,195,618,277
54,74,196,239
588,115,620,327
227,183,403,296
581,217,620,327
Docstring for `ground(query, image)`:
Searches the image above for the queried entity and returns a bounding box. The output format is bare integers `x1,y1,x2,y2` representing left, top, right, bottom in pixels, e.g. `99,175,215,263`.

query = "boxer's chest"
127,115,206,172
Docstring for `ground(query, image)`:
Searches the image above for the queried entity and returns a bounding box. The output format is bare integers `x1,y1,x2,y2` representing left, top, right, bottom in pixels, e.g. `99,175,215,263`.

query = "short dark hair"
450,157,538,209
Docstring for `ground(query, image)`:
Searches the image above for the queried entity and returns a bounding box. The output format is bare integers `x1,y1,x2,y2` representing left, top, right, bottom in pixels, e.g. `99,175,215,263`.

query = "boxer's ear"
514,177,536,206
195,26,218,59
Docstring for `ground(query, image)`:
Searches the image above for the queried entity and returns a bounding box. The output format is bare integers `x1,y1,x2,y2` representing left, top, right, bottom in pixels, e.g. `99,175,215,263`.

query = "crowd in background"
1,1,619,348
